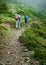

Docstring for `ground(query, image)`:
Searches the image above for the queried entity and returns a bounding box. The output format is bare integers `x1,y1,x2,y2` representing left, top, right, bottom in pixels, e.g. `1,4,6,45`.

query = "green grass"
0,1,46,64
0,14,15,22
0,25,11,49
19,20,46,65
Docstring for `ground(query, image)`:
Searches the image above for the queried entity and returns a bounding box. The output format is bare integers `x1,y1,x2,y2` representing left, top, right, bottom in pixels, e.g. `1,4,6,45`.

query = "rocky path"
0,29,31,65
0,28,39,65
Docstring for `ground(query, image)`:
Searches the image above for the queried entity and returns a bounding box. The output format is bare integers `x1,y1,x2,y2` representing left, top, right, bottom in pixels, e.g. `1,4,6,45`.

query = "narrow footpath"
0,29,31,65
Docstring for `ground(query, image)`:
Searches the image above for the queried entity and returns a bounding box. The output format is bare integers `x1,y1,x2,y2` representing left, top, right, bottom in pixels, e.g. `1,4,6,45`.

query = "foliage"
0,1,8,14
0,26,7,49
0,1,46,64
19,22,46,64
31,9,46,19
0,25,11,49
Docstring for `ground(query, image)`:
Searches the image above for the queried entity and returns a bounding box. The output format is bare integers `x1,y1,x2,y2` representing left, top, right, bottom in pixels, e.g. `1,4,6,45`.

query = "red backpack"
15,15,19,20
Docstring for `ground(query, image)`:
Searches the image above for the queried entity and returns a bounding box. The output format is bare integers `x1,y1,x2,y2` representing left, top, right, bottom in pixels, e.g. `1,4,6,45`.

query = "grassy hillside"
19,20,46,65
0,0,46,22
0,0,46,64
0,2,35,27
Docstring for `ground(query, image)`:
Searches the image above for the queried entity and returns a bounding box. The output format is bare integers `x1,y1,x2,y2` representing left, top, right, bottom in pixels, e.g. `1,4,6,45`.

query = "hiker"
15,13,20,29
24,15,28,28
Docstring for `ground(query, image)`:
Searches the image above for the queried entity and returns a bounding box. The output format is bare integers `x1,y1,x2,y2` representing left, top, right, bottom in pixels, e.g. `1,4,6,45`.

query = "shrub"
19,21,46,64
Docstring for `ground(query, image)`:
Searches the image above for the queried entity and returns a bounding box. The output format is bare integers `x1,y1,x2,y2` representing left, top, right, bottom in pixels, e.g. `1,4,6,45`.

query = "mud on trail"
0,28,31,65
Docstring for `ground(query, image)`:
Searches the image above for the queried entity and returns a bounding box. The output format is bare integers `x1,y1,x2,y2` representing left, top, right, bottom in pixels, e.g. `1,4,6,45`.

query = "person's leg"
16,21,17,28
18,20,20,29
18,22,20,29
16,20,18,29
25,22,28,28
26,19,28,28
26,22,28,28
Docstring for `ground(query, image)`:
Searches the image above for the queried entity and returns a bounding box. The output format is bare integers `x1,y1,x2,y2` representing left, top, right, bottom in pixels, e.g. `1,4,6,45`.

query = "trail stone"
22,52,29,57
26,57,30,60
8,51,10,54
16,62,20,65
24,49,28,52
34,61,39,65
25,57,30,63
0,62,5,65
22,63,30,65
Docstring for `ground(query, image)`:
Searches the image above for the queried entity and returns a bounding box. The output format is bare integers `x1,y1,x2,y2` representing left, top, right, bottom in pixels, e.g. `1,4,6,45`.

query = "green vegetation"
0,1,8,14
0,25,7,49
19,20,46,64
0,3,34,28
0,25,11,48
0,0,46,64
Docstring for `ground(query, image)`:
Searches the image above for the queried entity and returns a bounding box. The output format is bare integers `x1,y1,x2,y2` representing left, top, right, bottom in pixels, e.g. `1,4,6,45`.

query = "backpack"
24,16,28,23
24,16,28,20
15,15,19,20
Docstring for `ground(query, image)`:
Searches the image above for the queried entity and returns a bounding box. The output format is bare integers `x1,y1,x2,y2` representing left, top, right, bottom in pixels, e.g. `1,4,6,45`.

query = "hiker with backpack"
24,15,28,28
15,13,20,29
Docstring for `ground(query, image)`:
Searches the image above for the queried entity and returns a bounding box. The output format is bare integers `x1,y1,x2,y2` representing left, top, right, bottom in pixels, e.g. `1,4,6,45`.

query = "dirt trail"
0,28,31,65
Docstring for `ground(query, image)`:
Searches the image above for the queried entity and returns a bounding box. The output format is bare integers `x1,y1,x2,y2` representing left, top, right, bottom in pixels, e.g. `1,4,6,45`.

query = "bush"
0,2,8,14
0,25,8,46
19,21,46,64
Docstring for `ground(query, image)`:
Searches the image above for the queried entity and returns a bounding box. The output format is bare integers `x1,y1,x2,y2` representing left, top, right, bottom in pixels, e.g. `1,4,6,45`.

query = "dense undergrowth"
0,2,33,28
0,25,11,49
19,21,46,65
0,26,7,49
